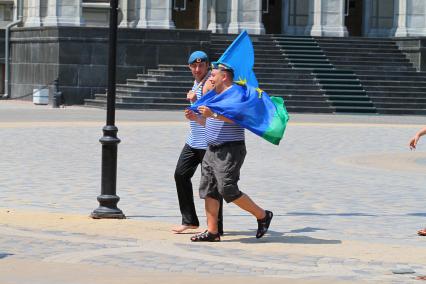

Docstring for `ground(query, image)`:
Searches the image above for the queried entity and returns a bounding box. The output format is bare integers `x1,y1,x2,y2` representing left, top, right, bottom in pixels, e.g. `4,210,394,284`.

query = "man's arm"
197,106,234,124
185,109,206,126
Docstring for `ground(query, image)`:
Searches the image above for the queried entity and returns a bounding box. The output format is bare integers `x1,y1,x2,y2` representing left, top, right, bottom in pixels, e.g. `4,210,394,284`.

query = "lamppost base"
91,194,125,219
91,207,126,219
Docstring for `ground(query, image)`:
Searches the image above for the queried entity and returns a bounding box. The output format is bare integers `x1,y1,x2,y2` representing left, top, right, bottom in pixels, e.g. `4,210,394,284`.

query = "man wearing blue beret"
173,51,224,235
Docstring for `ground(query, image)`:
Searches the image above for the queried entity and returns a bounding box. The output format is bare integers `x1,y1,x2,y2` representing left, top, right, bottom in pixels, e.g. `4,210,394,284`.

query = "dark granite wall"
9,27,211,104
395,38,426,72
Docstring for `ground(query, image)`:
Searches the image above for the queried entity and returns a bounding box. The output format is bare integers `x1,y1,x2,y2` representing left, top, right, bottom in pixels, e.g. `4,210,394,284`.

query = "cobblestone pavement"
1,101,426,283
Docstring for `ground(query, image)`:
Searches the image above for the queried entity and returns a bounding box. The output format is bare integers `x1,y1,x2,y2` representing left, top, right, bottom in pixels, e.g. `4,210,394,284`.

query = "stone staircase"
317,37,426,115
85,34,426,115
271,35,375,113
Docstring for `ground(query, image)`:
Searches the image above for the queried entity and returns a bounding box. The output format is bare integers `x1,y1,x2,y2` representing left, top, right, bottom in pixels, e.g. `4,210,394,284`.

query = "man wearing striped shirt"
187,63,273,242
173,51,224,234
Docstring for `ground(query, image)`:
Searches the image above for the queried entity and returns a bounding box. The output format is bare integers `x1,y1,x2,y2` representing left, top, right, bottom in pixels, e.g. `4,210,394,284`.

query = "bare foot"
418,228,426,236
172,225,199,234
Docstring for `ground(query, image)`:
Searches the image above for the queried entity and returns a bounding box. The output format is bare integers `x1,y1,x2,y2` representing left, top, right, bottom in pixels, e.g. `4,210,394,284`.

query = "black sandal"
190,230,221,242
256,210,273,239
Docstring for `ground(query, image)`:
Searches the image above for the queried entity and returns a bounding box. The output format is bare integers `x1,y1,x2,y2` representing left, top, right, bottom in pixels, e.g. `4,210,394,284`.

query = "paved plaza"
1,100,426,283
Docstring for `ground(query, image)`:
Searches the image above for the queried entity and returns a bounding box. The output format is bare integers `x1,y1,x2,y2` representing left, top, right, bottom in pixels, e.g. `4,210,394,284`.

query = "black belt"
208,141,245,150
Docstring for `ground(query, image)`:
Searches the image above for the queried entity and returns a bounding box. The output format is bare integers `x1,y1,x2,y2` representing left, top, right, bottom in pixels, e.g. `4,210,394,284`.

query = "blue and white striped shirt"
186,80,208,149
205,118,245,146
205,85,245,146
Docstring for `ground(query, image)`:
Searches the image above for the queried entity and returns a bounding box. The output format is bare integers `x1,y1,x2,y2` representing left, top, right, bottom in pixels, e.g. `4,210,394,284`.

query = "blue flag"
214,30,258,87
188,31,289,145
189,84,289,145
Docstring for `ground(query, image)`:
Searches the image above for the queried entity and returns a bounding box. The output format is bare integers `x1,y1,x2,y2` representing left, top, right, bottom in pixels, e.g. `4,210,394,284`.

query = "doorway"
262,0,282,34
345,0,363,36
172,0,199,29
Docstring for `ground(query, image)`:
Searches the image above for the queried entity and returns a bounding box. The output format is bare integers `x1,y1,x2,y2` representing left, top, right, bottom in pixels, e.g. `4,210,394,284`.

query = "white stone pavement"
1,100,426,283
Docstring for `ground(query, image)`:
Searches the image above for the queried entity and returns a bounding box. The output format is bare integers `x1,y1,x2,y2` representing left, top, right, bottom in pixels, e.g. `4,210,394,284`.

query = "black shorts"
199,141,246,203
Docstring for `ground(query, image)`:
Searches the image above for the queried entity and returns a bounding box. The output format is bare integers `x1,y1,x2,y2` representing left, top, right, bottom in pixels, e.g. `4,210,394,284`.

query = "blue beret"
211,61,234,72
188,51,208,64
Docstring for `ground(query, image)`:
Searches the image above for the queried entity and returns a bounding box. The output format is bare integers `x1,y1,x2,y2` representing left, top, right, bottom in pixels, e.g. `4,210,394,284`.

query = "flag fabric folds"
189,84,289,145
214,31,259,87
189,30,289,145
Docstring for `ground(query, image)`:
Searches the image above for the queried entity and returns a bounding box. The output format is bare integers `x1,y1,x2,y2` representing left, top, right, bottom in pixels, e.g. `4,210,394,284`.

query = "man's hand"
186,90,197,103
197,106,213,118
184,109,198,121
409,134,420,150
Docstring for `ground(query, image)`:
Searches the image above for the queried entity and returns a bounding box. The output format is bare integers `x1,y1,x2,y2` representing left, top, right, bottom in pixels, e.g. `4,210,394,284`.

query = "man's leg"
173,144,201,232
232,194,265,219
205,197,221,234
233,194,273,239
195,149,224,235
190,196,221,242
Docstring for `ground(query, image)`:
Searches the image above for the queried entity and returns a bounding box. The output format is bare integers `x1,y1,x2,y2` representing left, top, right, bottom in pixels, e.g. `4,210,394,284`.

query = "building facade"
0,0,425,104
0,0,426,37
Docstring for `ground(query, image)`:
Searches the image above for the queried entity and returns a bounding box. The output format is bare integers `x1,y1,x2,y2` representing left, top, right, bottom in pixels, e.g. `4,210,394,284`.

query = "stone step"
364,85,426,92
279,45,321,50
283,106,333,113
274,41,318,47
289,58,330,63
333,106,377,113
367,91,426,98
328,60,412,67
316,37,396,44
317,78,361,85
376,108,426,115
354,70,426,76
286,54,327,59
137,74,193,81
327,56,409,63
116,90,185,98
321,84,364,90
315,73,358,79
329,100,374,108
283,50,324,54
371,97,426,103
325,89,369,96
357,75,426,81
372,102,426,109
333,65,417,72
327,95,370,101
361,80,426,87
285,100,329,107
318,43,399,49
321,46,400,53
290,63,333,68
127,79,193,87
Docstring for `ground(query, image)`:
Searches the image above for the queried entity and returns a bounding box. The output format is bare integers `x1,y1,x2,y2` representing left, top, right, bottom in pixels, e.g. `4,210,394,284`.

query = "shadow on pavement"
287,212,377,217
0,253,13,259
407,213,426,217
222,230,341,244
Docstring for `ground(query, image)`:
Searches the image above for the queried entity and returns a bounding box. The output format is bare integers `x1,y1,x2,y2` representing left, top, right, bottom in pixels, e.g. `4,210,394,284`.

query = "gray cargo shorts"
199,141,246,203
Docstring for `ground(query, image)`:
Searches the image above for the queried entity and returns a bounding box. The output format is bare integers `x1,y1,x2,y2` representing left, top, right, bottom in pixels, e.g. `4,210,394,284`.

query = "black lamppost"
91,0,125,219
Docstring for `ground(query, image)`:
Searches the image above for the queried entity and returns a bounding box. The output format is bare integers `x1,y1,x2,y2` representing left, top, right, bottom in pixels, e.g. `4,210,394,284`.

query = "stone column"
136,0,174,29
44,0,84,26
199,0,208,30
227,0,264,34
119,0,137,28
25,0,42,26
397,0,426,36
394,0,408,36
207,0,218,32
309,0,348,37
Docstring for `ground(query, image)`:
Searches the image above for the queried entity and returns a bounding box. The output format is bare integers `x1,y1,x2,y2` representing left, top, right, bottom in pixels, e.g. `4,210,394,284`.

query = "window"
173,0,186,12
289,0,308,26
371,0,394,28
